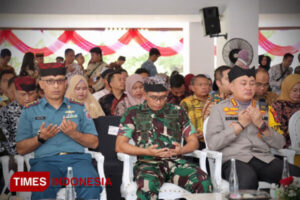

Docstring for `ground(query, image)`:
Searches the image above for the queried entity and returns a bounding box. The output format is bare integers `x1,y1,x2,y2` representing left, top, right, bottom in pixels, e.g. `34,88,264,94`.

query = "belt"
56,152,83,156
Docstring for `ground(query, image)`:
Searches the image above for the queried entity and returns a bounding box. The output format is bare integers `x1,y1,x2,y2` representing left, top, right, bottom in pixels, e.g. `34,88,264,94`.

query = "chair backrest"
288,110,300,150
93,116,121,160
203,117,209,149
93,116,122,200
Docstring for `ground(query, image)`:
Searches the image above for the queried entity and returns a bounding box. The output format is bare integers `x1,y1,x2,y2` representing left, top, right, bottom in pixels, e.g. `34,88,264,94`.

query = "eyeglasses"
41,78,66,85
256,82,269,88
148,95,168,102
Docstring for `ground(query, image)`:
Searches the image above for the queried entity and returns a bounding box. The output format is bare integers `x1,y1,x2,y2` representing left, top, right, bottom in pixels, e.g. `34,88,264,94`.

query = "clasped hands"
146,142,183,158
238,105,264,130
38,117,77,141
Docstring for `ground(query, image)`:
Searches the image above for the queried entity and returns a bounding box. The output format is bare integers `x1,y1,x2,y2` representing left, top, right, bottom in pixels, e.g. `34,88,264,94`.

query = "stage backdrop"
0,28,183,75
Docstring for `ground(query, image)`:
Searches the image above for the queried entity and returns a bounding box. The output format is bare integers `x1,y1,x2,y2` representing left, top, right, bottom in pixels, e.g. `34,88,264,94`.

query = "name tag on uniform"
35,116,46,120
65,114,78,119
225,117,238,120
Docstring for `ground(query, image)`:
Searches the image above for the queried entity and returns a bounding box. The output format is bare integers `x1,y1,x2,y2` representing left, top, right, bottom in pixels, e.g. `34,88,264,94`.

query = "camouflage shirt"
118,102,196,161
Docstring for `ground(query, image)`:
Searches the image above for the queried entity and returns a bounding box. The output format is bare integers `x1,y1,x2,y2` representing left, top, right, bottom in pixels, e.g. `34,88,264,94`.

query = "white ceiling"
0,0,299,15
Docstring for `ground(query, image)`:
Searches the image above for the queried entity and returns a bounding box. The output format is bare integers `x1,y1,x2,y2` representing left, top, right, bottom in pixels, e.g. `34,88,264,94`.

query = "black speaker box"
203,7,221,35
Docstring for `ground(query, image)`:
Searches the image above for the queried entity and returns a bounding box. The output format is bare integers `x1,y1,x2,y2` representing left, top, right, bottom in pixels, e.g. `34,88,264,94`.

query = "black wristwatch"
37,130,46,144
258,122,267,133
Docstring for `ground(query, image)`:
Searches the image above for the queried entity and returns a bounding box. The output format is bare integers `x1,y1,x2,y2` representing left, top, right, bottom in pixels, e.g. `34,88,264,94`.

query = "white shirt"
93,88,110,101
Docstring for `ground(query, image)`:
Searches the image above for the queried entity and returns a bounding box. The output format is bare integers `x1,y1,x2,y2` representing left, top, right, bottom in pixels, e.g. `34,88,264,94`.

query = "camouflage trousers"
134,158,212,200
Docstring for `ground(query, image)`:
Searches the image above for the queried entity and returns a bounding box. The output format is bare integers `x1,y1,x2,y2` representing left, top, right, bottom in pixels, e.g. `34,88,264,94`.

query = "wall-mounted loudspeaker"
203,7,221,35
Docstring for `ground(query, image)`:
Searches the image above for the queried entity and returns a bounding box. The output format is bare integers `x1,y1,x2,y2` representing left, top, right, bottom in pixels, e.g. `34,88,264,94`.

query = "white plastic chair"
1,149,106,200
203,117,229,192
288,110,300,154
203,116,296,191
117,144,224,200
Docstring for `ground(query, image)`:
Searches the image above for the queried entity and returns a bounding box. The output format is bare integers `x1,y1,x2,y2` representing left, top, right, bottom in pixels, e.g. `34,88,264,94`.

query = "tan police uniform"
206,96,285,164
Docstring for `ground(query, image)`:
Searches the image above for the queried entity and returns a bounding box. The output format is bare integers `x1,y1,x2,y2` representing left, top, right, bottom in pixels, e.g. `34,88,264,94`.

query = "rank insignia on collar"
251,100,256,108
231,98,238,107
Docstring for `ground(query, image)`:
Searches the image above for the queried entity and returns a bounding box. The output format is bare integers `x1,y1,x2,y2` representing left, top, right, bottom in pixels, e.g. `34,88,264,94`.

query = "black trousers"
222,157,300,189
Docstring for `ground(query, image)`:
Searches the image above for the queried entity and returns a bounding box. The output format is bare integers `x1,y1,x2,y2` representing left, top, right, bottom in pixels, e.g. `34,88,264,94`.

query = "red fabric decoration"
0,29,183,57
258,31,300,56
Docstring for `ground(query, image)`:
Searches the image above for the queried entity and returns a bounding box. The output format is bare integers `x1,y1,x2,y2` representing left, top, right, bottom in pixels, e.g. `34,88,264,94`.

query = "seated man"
206,66,300,190
167,73,189,105
99,70,126,115
16,63,101,199
93,69,114,101
64,48,83,82
135,68,150,78
180,74,210,149
254,68,278,106
0,69,16,108
116,75,211,200
0,76,37,155
203,65,231,120
0,49,15,72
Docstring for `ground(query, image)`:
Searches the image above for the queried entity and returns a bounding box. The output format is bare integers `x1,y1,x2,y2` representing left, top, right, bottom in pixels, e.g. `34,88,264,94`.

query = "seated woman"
271,74,300,146
115,74,144,116
65,75,105,118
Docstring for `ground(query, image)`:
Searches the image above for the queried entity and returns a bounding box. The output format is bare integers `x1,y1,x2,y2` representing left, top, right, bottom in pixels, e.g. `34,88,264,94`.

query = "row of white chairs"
1,110,299,199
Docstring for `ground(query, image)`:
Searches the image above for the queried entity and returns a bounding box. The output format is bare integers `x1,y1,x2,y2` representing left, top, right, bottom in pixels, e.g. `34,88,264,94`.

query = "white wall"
216,0,259,68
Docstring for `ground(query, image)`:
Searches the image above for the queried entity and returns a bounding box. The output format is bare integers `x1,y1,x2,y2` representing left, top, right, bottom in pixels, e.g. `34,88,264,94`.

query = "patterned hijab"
277,74,300,103
65,75,105,118
124,74,144,107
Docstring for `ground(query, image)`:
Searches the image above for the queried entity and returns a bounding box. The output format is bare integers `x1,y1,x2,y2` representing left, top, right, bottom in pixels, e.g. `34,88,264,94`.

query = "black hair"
190,74,208,85
20,52,35,73
107,70,122,86
65,48,74,56
1,49,11,58
75,53,82,59
135,68,149,75
116,68,127,74
149,48,161,57
0,69,16,81
8,76,16,88
90,47,102,55
283,53,294,60
255,68,269,76
118,56,126,61
170,74,185,88
56,56,64,61
213,65,231,91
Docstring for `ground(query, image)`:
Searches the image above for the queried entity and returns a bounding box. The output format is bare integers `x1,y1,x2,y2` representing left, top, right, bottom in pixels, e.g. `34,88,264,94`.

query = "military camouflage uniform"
118,102,212,200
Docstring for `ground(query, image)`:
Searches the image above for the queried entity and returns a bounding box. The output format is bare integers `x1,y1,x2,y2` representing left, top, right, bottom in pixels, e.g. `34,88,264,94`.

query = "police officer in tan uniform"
206,66,300,189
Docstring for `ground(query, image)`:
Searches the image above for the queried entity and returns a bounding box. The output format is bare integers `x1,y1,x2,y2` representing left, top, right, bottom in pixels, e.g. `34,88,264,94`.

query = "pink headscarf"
124,74,145,107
